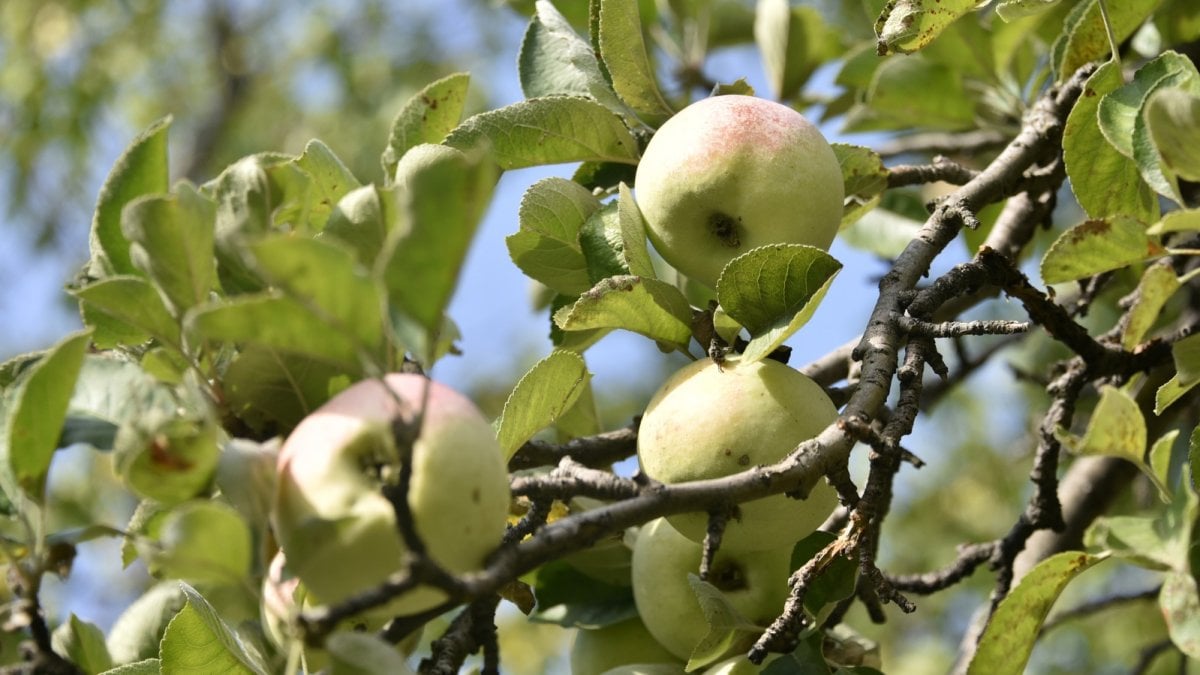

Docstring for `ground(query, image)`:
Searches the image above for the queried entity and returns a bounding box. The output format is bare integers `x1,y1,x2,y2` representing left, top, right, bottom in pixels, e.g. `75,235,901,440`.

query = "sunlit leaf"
105,582,188,665
1148,209,1200,235
1040,216,1159,284
995,0,1064,21
967,552,1107,675
1052,0,1161,81
505,177,599,296
122,186,217,317
90,117,171,277
595,0,673,125
1057,385,1168,498
1161,572,1200,658
3,329,92,503
381,72,470,179
445,96,640,169
718,245,841,363
617,183,656,279
72,276,182,350
159,583,268,674
496,350,591,458
295,139,360,227
52,614,114,674
580,202,631,283
686,575,760,671
378,144,498,355
834,144,888,228
554,276,693,352
850,55,975,130
1122,261,1180,350
222,346,346,435
874,0,979,56
326,632,417,675
1063,61,1159,222
519,2,625,110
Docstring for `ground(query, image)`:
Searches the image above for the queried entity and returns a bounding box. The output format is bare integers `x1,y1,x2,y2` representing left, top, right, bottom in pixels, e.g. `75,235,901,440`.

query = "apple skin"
272,374,510,617
634,95,843,289
637,358,839,552
571,616,684,675
631,518,792,661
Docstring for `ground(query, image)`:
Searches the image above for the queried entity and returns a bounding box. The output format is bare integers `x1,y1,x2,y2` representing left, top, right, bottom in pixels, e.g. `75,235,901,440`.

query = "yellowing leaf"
1057,385,1168,500
1040,216,1159,284
874,0,981,56
496,351,592,459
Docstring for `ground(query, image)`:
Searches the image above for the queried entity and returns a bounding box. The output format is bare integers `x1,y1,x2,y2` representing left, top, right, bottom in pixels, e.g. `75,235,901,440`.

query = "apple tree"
2,0,1200,673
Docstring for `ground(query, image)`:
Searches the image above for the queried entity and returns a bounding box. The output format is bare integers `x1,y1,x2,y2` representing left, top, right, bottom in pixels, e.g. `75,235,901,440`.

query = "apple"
702,654,779,674
571,616,684,675
631,518,792,661
272,374,510,618
599,666,688,675
637,358,839,551
633,94,843,289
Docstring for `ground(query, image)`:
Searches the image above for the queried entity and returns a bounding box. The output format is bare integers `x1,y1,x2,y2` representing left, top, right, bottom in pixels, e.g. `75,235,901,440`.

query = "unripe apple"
637,358,838,552
599,666,688,675
571,616,683,675
634,95,843,289
272,374,510,618
631,518,792,661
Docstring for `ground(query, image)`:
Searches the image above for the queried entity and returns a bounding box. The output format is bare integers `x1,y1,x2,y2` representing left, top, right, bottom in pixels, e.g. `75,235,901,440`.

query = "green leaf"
72,276,182,350
1121,261,1180,350
1168,333,1200,393
717,245,842,363
838,206,923,259
834,144,888,229
52,614,115,674
1155,373,1198,415
222,346,346,435
381,72,470,179
580,202,631,283
159,583,268,674
134,501,253,585
553,276,694,352
617,183,656,279
326,632,417,675
967,552,1107,675
596,0,673,125
549,293,611,353
1052,0,1161,82
1190,426,1199,494
685,575,761,671
64,356,176,453
496,351,591,458
505,177,600,296
106,583,188,665
295,139,361,224
1056,385,1169,499
1161,572,1200,659
850,55,975,131
1148,208,1200,235
89,117,171,277
250,235,386,359
321,185,387,267
188,294,365,373
755,0,842,100
378,144,498,353
99,659,162,675
4,330,92,502
114,414,220,506
519,1,625,111
1146,88,1200,183
1097,51,1200,203
531,560,637,627
874,0,979,56
1064,61,1159,222
1040,216,1159,284
1150,430,1180,502
445,96,640,169
207,156,276,294
995,0,1064,21
122,187,217,317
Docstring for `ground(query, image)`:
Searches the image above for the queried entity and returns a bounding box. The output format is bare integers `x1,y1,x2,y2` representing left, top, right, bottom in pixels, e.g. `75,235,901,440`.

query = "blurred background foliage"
1,1,1193,673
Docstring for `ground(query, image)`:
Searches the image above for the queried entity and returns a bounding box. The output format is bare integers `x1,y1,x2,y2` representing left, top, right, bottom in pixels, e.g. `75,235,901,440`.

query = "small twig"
876,129,1009,158
888,157,980,188
699,509,731,582
508,423,639,470
887,543,997,594
1040,587,1159,635
896,315,1029,338
510,457,642,501
1130,639,1176,675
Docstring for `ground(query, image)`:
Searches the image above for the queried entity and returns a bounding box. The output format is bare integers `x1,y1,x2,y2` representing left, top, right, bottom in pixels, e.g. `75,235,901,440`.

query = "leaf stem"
1096,0,1122,74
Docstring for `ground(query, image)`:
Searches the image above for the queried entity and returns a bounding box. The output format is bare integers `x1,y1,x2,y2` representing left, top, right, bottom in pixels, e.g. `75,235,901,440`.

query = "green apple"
631,518,792,661
571,617,684,675
634,94,843,289
637,358,839,551
702,654,779,674
599,666,688,675
272,374,510,618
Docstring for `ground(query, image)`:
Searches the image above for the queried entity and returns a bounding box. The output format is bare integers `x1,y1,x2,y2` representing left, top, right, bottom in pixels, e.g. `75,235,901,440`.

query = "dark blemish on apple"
709,211,741,247
737,454,750,466
472,487,481,503
710,560,749,592
149,436,194,471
